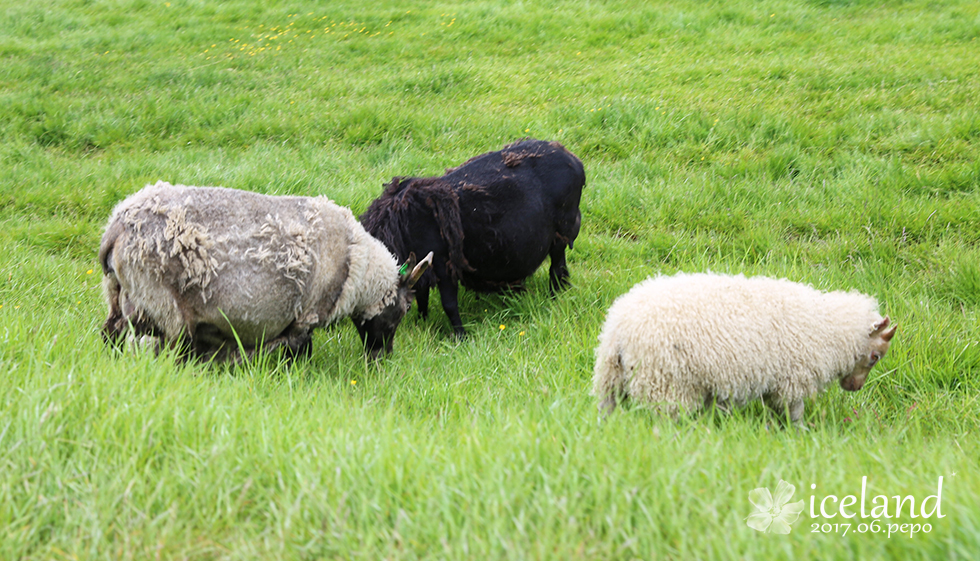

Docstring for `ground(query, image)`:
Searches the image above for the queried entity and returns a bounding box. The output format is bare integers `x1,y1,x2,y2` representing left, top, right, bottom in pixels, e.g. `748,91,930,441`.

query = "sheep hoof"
598,396,618,417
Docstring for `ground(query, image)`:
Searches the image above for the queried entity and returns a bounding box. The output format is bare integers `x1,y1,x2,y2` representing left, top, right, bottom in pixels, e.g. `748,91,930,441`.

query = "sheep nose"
840,376,865,392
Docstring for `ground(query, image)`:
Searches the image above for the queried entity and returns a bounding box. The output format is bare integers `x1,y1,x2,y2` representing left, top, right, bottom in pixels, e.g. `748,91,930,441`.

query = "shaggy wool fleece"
101,181,399,347
592,272,890,419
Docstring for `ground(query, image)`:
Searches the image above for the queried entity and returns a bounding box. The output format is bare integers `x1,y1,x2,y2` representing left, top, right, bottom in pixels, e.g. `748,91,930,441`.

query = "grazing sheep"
361,138,585,337
100,181,432,361
592,273,897,425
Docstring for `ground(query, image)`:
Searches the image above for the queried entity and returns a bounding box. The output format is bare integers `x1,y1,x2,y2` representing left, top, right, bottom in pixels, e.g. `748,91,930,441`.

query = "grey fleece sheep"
592,272,897,425
100,181,431,361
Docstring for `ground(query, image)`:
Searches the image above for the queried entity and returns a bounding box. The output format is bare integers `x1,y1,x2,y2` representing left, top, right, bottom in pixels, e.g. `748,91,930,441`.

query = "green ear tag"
399,263,409,276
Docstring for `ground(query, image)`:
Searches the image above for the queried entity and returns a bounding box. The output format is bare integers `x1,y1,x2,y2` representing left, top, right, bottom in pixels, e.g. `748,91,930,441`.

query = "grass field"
2,0,979,558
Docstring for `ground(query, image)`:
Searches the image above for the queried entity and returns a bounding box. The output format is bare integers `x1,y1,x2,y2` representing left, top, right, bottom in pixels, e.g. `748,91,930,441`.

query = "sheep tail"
99,218,125,276
593,339,629,415
98,218,126,344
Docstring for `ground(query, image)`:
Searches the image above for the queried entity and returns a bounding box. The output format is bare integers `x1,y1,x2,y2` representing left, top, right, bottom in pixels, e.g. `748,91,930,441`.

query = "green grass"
2,0,979,558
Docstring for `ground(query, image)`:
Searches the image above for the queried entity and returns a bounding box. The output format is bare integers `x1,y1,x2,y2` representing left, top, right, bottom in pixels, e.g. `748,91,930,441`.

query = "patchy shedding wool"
592,272,897,425
100,181,430,361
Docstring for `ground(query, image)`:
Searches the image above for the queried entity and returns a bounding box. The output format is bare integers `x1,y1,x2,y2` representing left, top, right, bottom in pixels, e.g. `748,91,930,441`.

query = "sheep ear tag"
399,263,409,276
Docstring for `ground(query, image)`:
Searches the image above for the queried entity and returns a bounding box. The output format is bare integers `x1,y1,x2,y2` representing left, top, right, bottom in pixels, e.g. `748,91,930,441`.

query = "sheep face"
353,252,432,359
841,316,897,391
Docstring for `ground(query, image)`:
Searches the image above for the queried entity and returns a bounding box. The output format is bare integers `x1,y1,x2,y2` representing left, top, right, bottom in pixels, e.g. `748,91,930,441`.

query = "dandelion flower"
499,325,506,330
86,269,93,275
350,380,357,386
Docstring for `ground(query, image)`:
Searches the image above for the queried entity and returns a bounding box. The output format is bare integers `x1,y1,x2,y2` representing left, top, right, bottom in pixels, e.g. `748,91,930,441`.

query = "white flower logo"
746,480,805,534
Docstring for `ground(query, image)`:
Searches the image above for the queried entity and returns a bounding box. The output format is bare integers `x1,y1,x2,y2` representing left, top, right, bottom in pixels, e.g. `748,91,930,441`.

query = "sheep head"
841,316,897,391
354,251,433,359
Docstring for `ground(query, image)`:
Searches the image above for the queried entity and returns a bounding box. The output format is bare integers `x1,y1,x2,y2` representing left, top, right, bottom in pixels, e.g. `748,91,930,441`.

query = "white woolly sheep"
100,181,432,361
592,272,897,425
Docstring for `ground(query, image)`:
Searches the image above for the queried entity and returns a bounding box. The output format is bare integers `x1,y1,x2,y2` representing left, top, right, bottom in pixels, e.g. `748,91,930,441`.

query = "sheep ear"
870,316,890,336
405,251,433,289
881,325,897,342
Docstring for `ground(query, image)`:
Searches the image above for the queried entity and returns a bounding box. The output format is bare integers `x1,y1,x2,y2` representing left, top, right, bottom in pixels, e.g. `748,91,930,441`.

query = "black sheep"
360,139,586,337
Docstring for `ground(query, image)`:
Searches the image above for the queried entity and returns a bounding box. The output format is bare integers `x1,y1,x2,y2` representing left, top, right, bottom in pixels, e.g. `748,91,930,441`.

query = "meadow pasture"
1,0,979,558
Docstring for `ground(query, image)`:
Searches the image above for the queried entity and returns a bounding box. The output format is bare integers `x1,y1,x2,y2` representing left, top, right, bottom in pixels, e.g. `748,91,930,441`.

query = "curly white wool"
592,272,895,423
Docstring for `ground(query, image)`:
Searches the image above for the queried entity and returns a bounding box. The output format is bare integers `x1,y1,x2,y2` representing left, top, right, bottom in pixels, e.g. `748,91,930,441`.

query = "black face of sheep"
354,252,432,360
841,316,897,391
360,138,586,337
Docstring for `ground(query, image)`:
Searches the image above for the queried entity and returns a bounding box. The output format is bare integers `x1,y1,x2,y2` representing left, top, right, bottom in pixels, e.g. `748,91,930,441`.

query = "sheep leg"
295,335,313,360
102,281,162,347
244,325,314,363
437,277,466,338
598,395,618,416
787,399,806,429
598,386,629,417
765,395,807,429
161,330,196,362
703,394,732,416
103,310,143,347
548,241,571,293
415,284,430,320
277,325,313,360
